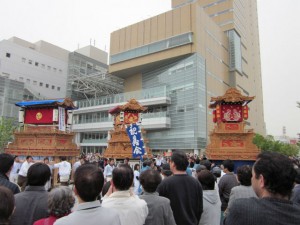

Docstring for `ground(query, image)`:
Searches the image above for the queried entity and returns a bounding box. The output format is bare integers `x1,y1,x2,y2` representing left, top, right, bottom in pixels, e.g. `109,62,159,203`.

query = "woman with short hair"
33,186,75,225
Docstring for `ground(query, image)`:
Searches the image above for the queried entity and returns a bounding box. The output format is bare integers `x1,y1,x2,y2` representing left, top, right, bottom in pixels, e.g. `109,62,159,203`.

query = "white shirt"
102,190,148,225
103,164,115,178
11,162,22,174
134,170,140,195
54,161,71,176
156,158,163,166
73,161,81,172
18,161,33,177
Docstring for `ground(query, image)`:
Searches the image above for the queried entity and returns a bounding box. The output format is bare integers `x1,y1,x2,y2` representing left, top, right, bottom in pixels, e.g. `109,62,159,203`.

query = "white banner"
58,107,66,131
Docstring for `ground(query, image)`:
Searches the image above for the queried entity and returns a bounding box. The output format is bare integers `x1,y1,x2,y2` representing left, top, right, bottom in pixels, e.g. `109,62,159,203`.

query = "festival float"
205,88,260,166
5,98,79,185
104,99,151,159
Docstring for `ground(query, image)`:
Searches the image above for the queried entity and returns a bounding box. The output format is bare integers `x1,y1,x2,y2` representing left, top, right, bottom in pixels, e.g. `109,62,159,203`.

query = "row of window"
18,77,61,91
5,52,63,73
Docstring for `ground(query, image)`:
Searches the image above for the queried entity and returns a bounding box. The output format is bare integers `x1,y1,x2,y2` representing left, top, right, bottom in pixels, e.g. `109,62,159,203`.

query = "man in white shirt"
17,155,34,191
102,164,148,225
54,156,71,186
155,154,163,167
9,156,22,184
103,159,115,181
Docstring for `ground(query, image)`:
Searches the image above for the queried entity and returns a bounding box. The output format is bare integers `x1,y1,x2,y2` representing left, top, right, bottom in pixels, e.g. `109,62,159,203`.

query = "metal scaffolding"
67,52,124,101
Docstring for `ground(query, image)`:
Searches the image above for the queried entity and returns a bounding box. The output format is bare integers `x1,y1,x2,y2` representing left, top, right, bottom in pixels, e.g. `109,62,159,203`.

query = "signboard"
126,123,145,158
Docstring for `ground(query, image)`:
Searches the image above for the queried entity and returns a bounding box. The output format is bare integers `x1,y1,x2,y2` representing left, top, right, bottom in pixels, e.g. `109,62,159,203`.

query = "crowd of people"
0,150,300,225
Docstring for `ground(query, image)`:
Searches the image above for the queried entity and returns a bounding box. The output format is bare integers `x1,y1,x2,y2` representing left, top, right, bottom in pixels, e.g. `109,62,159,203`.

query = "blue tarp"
15,99,65,107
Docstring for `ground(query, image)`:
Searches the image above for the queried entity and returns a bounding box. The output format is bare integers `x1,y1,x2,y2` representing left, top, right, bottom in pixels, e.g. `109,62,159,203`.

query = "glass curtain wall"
142,54,207,151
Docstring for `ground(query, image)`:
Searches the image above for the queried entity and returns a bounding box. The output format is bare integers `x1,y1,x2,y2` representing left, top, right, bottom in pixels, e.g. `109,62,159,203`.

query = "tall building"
106,0,265,152
0,37,69,99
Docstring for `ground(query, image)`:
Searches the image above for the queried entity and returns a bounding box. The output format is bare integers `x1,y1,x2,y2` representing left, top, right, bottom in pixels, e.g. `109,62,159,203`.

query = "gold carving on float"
104,99,151,159
36,112,43,120
206,88,260,161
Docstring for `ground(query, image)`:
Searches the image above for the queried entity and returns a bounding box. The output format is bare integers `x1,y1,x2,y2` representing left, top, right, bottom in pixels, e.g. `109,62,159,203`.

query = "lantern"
213,110,217,123
243,105,248,120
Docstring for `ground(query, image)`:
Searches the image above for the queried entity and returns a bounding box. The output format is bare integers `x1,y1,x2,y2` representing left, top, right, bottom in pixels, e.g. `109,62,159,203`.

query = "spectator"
34,186,75,225
225,165,257,216
218,159,238,221
11,163,51,225
44,157,53,191
139,169,176,225
0,186,15,225
54,156,71,186
155,154,163,167
103,158,115,181
0,153,20,194
157,150,203,225
141,160,153,172
124,157,130,165
197,170,221,225
224,152,300,225
54,164,120,225
200,160,212,170
161,163,172,180
291,167,300,205
133,164,141,195
102,164,148,225
17,155,34,191
9,156,22,184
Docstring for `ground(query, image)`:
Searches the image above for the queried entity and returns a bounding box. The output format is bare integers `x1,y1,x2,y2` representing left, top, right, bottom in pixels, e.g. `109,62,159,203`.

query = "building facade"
105,0,265,153
0,37,69,99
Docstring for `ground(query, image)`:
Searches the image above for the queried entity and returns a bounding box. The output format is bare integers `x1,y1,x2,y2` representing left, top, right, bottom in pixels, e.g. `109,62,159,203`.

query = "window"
53,68,57,72
40,82,43,86
33,81,37,85
59,69,62,73
6,53,10,58
57,87,61,91
28,60,32,65
47,66,51,70
41,64,45,69
22,58,26,63
52,85,55,89
46,84,49,88
26,79,30,83
35,62,39,66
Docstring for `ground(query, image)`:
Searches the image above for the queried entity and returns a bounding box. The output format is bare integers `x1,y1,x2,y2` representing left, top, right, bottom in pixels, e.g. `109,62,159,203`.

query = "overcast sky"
1,0,299,137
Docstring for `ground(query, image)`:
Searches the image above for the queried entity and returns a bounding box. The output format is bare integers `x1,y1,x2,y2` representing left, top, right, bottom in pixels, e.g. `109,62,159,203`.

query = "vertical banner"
126,123,145,158
58,107,66,131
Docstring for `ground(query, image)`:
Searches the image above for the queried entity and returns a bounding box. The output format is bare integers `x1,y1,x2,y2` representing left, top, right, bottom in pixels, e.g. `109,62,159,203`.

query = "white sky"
1,0,300,137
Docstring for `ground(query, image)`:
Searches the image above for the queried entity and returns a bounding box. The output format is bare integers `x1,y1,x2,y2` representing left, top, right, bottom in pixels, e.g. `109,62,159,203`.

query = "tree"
0,117,17,153
253,133,299,156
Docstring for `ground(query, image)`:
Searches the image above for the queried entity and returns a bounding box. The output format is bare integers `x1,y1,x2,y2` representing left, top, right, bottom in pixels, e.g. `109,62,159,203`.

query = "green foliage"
0,117,17,153
253,133,300,156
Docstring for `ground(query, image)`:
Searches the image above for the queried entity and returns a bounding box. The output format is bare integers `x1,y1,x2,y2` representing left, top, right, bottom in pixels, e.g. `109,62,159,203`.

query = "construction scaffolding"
67,52,124,101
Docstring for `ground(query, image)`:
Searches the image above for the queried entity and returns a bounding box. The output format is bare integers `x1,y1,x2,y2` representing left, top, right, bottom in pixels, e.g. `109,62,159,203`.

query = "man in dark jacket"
10,163,51,225
0,153,20,194
157,150,203,225
224,152,300,225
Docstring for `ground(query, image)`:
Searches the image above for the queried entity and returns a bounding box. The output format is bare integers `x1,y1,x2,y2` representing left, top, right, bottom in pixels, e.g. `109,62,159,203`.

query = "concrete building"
107,0,265,153
0,37,69,99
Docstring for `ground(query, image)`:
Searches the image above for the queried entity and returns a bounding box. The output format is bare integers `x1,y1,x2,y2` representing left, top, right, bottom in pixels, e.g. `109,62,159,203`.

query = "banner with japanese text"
126,123,145,158
58,107,66,131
